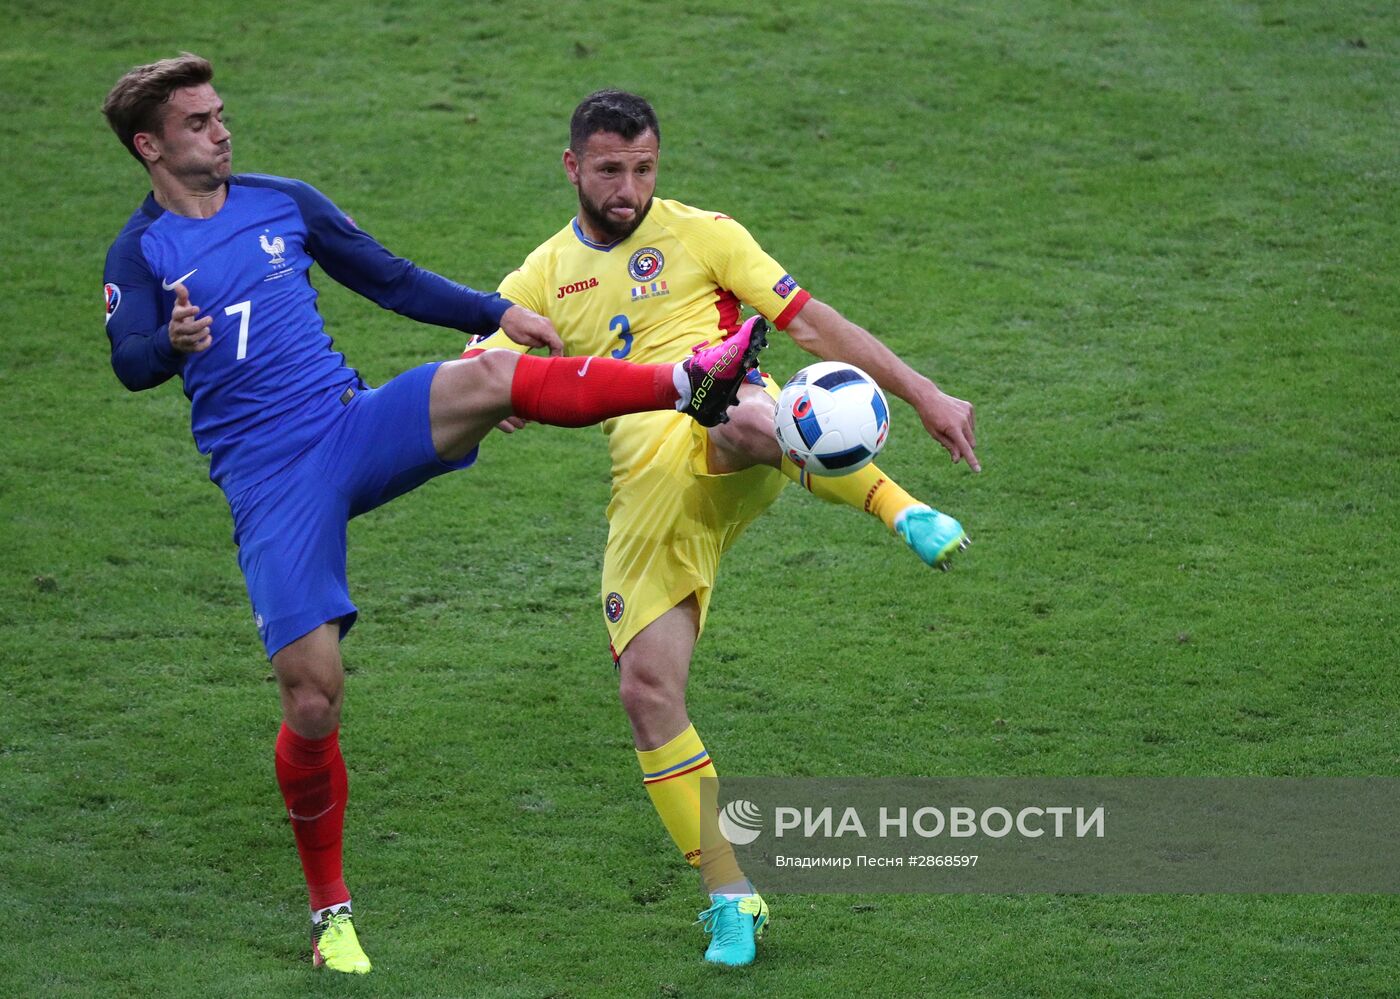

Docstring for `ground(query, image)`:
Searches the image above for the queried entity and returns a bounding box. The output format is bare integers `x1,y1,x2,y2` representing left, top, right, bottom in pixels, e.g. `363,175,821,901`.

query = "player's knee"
618,663,682,720
433,350,520,425
710,394,779,464
281,683,342,735
274,650,344,735
462,348,520,394
441,349,518,401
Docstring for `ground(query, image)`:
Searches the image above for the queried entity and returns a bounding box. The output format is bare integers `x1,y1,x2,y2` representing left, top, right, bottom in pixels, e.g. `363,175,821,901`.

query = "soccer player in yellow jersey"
463,90,979,966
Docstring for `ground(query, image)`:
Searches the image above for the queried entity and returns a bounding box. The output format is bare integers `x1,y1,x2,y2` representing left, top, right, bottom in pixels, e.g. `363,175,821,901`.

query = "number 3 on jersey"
609,314,632,359
224,300,252,360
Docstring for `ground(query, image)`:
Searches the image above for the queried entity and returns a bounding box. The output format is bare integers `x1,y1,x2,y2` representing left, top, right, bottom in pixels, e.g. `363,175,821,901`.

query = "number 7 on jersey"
224,300,252,360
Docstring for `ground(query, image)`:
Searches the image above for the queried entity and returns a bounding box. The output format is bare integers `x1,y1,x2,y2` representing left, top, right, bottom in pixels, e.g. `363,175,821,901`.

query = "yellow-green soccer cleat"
697,894,769,967
895,504,970,571
311,906,372,974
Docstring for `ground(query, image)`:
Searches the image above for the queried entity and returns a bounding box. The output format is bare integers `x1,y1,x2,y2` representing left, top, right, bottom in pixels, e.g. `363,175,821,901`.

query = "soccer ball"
773,362,890,476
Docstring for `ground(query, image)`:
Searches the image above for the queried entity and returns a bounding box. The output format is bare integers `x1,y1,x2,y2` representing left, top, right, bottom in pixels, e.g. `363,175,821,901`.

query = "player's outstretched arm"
784,298,979,471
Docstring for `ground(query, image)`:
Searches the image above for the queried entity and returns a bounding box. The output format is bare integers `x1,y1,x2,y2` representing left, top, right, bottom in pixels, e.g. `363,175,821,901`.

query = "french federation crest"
627,247,664,282
605,592,625,623
259,230,287,265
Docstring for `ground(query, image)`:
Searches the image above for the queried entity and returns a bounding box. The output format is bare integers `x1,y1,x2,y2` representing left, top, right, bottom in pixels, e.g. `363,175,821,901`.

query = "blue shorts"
229,361,475,658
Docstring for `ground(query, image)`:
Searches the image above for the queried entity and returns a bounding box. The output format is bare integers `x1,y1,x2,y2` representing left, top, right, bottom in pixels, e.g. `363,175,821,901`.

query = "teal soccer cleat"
895,504,970,571
697,894,769,967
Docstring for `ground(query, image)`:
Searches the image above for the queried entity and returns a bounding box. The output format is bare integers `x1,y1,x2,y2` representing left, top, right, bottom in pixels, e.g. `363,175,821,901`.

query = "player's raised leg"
433,319,768,461
272,622,371,975
706,377,969,570
618,599,769,967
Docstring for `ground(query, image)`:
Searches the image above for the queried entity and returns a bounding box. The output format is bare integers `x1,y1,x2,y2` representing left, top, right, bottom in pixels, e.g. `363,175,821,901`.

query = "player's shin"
781,457,970,568
636,724,749,893
508,354,678,427
275,724,350,913
779,456,919,531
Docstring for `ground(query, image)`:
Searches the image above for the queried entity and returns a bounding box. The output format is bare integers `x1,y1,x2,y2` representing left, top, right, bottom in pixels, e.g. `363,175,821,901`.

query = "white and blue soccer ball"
774,362,890,476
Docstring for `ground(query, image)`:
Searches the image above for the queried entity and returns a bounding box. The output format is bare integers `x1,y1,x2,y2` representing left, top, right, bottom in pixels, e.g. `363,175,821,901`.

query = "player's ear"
563,147,580,186
133,131,161,166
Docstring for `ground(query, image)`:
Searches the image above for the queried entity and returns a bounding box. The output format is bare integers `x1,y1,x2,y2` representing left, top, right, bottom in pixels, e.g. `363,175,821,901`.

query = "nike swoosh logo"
577,356,594,377
161,268,198,291
288,801,337,822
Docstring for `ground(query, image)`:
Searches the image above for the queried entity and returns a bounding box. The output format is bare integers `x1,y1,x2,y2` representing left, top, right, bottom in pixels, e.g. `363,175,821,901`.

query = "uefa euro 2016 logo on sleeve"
104,283,121,324
628,248,664,282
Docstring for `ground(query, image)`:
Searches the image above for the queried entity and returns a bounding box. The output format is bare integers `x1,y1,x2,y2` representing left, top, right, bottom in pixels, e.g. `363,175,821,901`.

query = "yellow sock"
780,457,919,532
637,724,746,891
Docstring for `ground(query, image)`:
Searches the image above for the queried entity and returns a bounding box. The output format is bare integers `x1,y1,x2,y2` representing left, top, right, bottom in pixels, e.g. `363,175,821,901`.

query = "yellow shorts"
600,388,786,656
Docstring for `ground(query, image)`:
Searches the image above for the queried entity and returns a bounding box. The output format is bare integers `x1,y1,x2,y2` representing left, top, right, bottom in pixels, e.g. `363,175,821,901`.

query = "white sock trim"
893,503,932,530
672,362,690,410
312,899,352,923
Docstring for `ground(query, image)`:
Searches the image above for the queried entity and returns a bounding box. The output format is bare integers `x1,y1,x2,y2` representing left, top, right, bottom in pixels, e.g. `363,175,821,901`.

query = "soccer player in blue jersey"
100,54,768,975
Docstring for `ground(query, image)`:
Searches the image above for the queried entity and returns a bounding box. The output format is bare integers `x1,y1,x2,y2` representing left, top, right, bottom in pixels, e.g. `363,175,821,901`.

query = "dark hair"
569,89,660,153
102,52,214,163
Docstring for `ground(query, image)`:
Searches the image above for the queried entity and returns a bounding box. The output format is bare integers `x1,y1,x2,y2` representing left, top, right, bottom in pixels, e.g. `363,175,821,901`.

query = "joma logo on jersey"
557,277,599,299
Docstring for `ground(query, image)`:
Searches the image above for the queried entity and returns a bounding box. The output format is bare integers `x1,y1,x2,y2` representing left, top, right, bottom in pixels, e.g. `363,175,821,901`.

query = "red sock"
508,354,678,427
275,724,349,911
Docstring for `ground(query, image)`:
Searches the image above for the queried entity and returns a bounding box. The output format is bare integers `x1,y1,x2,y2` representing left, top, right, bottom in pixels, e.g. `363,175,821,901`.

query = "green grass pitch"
2,1,1397,996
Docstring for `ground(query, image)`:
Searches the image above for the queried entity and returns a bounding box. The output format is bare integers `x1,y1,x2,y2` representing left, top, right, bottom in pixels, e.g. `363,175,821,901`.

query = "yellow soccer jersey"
470,198,810,366
465,199,804,652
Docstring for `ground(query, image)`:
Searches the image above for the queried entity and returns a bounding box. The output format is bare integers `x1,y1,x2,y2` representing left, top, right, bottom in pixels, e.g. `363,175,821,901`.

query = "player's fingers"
945,428,981,472
172,303,199,322
539,328,564,356
174,282,190,306
928,427,957,457
514,318,563,356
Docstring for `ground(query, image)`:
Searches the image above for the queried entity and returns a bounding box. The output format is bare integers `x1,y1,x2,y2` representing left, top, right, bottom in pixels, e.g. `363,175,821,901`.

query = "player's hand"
916,387,980,472
495,416,529,434
499,305,564,356
167,283,213,354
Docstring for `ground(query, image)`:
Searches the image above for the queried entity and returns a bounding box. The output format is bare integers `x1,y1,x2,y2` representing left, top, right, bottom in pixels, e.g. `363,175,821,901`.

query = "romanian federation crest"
605,592,625,623
627,247,664,282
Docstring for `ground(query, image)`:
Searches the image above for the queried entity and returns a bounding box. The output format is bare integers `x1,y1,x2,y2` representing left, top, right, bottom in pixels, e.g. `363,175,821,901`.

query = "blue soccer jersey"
103,174,510,496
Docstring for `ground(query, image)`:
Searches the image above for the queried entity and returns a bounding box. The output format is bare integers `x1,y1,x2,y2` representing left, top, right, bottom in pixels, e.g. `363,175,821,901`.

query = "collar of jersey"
571,217,624,251
142,180,238,220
